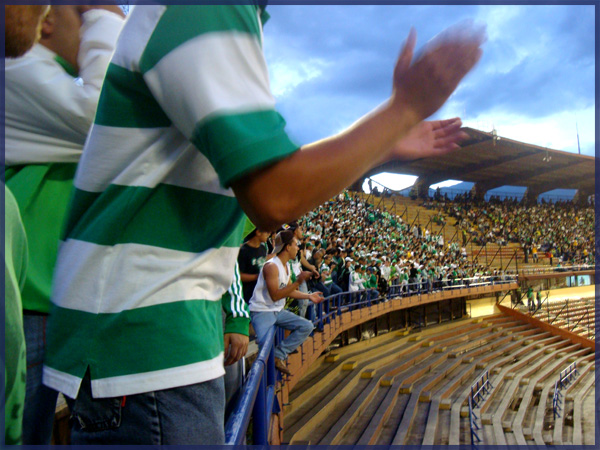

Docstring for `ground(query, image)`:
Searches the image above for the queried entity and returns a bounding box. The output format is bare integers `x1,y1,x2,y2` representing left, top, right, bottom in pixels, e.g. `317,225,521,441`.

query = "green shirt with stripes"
44,5,298,399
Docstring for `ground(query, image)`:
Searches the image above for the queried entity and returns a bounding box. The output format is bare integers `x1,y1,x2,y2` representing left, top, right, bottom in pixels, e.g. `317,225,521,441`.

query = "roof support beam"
411,176,434,199
420,146,533,185
474,159,586,193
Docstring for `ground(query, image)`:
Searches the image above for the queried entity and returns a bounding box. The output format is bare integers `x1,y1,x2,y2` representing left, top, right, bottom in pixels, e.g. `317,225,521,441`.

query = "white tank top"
249,256,290,312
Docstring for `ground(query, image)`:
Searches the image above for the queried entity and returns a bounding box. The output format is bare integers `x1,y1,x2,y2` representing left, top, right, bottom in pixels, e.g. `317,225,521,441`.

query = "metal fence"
552,362,579,420
468,370,494,447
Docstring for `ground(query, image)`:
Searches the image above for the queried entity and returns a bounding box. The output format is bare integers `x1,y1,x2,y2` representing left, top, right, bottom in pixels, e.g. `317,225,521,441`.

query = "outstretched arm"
288,290,325,304
233,22,485,230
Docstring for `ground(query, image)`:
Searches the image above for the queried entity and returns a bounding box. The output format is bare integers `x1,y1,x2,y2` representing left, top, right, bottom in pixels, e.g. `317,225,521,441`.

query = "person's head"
5,5,50,58
251,229,270,243
313,249,324,262
280,221,302,238
39,5,83,72
273,230,298,258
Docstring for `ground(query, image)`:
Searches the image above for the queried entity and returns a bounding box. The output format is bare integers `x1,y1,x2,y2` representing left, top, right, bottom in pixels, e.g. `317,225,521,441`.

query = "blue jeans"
67,373,225,444
251,310,314,360
297,281,309,318
326,282,343,295
22,314,59,444
224,358,243,422
297,299,310,318
312,281,330,297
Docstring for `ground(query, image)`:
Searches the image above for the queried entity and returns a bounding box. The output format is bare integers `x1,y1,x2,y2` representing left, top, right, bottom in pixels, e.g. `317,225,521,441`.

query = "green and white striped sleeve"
140,5,299,188
223,261,250,336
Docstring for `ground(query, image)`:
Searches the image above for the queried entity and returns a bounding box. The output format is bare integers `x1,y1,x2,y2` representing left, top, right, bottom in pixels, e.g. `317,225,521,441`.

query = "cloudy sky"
260,3,596,191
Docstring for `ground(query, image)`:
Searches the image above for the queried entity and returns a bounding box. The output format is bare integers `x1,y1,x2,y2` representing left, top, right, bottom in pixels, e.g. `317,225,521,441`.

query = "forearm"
240,273,258,282
234,102,419,230
300,255,316,271
288,289,312,300
268,281,301,301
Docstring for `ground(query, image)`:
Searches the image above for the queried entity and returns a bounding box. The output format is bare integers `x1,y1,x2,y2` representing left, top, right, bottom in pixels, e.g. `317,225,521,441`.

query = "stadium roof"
361,127,595,200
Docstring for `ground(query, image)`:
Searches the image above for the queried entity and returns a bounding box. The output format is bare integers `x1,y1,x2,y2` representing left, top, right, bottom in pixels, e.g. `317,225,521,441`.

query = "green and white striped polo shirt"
43,5,298,399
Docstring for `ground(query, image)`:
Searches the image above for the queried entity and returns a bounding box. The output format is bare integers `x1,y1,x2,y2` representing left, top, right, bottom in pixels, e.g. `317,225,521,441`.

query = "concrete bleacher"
532,297,595,339
284,311,595,446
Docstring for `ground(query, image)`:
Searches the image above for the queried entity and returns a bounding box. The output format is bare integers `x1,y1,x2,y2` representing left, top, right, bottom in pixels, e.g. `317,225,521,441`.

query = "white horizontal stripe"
144,31,275,139
110,5,166,73
5,126,84,165
43,366,82,400
75,125,234,196
43,353,225,399
53,240,240,314
91,353,225,398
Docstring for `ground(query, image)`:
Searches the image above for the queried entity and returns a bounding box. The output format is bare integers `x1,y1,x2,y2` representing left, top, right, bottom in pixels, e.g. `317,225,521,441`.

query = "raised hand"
390,117,468,160
392,21,486,121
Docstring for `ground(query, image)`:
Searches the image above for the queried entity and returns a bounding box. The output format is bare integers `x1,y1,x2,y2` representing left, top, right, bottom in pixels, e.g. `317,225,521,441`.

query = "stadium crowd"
290,192,515,305
425,193,595,266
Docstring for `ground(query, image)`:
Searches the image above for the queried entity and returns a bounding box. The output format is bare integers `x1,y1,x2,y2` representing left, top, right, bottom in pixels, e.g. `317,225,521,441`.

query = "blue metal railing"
224,274,517,444
468,370,493,447
470,369,493,409
225,326,280,444
468,395,481,447
558,362,578,389
552,362,579,420
552,380,562,420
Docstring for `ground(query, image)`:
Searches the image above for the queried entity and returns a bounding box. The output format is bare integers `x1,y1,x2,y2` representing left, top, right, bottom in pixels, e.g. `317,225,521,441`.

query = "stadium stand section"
221,186,595,446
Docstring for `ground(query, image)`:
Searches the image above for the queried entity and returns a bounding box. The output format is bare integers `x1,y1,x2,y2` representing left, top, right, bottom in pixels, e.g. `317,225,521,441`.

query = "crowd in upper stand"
289,189,594,301
425,192,595,266
294,191,510,299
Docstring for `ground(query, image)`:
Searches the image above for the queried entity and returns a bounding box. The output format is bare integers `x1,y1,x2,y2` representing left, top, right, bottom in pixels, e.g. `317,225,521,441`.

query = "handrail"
518,264,595,276
558,362,578,389
225,326,278,444
468,395,481,447
550,300,569,325
552,380,562,420
468,369,493,447
503,249,517,273
486,245,500,268
553,362,579,420
569,306,589,333
470,369,493,409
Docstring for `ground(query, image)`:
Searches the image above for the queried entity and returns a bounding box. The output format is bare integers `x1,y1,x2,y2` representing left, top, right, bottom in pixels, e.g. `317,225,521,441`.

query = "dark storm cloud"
263,4,594,147
264,4,479,142
455,5,595,119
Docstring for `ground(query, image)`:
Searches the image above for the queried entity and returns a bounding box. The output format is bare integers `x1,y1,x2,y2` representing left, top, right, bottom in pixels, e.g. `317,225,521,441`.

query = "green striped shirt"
44,5,298,399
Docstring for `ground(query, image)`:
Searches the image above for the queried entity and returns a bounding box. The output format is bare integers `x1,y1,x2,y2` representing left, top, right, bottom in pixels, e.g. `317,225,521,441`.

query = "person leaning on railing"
249,230,325,375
